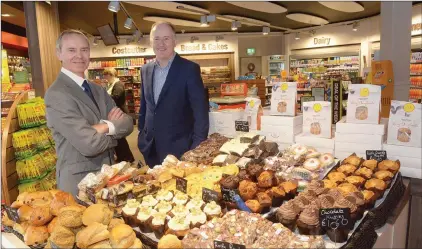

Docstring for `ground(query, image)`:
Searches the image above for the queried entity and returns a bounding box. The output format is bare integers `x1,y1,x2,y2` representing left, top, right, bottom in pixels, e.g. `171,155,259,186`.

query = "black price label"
87,192,96,204
235,120,249,132
221,187,239,203
214,240,246,249
176,177,188,193
366,150,387,162
319,208,352,230
202,188,219,203
4,205,20,223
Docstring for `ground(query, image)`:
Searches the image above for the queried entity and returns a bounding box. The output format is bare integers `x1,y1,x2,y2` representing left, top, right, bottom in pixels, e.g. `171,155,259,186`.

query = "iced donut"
294,145,308,156
306,148,317,154
319,153,335,167
306,151,321,159
303,158,322,172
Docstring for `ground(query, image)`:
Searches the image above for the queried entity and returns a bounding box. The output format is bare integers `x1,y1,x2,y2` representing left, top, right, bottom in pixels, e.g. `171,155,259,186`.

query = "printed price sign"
235,120,249,132
366,150,387,162
176,177,188,193
221,187,239,203
202,188,220,203
214,240,246,249
319,208,352,230
3,205,20,223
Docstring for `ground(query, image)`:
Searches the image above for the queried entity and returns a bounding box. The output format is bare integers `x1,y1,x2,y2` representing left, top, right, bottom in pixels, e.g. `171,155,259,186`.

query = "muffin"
203,201,222,220
327,172,346,184
257,170,277,188
172,192,189,206
276,200,300,231
150,212,167,238
188,208,207,228
169,205,189,218
237,169,252,181
256,192,272,212
245,200,262,213
155,201,173,215
219,175,240,189
318,194,335,209
141,195,158,208
247,164,264,180
239,180,258,201
361,190,377,209
361,159,378,171
322,179,337,189
270,185,286,207
343,154,362,166
296,205,323,235
156,190,174,202
378,160,400,174
354,167,374,180
280,181,298,200
136,206,157,233
374,170,394,185
345,176,366,188
337,164,357,176
292,195,310,212
122,199,140,227
186,198,205,211
338,183,359,196
346,192,365,221
166,215,190,238
364,178,387,197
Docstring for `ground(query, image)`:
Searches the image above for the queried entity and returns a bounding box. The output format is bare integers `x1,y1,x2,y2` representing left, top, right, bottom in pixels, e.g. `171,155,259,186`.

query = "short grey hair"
56,29,90,51
150,22,176,41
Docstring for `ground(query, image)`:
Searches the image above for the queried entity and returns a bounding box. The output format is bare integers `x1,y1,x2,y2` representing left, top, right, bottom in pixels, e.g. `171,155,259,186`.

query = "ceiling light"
124,17,133,29
108,1,120,12
93,37,99,46
262,26,270,35
295,33,300,40
231,21,241,31
352,22,359,31
200,15,216,27
1,14,13,17
133,30,141,38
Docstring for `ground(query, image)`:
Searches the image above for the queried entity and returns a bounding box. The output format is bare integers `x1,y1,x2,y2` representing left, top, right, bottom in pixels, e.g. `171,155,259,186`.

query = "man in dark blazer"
138,22,209,167
45,30,133,196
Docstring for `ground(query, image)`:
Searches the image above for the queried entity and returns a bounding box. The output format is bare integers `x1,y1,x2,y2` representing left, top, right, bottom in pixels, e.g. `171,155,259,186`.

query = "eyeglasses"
153,37,173,44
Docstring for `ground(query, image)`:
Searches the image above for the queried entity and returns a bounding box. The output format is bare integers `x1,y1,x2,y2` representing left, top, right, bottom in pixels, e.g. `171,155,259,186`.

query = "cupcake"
296,205,323,235
327,172,346,184
156,190,174,202
188,208,207,228
334,197,358,223
239,180,258,201
337,164,357,176
346,192,365,221
220,175,240,189
136,206,157,233
170,204,189,218
378,160,400,174
256,192,272,213
361,190,377,209
280,181,298,200
362,159,378,171
307,180,329,196
203,201,222,220
343,154,362,166
318,194,335,209
337,183,359,196
292,195,310,212
167,215,191,238
150,212,167,238
364,178,387,198
345,176,366,188
330,197,358,242
276,200,300,231
172,192,189,206
327,188,343,200
298,190,318,204
122,199,140,227
245,199,262,213
155,201,173,214
354,167,373,180
141,195,158,207
322,179,337,189
257,170,277,188
270,185,286,207
186,197,205,211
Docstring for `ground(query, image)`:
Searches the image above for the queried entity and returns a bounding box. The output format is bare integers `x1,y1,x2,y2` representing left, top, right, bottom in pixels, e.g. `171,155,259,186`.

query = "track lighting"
108,1,120,12
295,33,300,40
262,26,270,35
231,21,241,31
93,37,99,46
352,22,359,31
124,17,133,29
200,15,216,27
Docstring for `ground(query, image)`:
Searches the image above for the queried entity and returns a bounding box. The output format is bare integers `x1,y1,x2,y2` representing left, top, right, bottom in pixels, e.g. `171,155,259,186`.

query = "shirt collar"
154,52,176,69
61,67,86,89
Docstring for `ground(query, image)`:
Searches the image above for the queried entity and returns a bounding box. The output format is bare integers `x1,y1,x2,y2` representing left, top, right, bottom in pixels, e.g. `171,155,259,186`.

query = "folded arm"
104,87,134,139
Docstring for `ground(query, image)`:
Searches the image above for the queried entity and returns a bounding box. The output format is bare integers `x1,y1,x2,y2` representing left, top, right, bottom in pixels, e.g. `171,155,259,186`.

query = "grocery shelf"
88,65,143,70
410,61,422,64
410,74,422,76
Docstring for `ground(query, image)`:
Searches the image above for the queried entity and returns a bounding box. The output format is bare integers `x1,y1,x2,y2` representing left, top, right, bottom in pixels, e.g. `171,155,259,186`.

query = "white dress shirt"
61,68,115,135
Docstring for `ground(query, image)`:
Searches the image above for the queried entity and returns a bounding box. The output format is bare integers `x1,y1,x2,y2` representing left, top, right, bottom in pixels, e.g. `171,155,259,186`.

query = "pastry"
361,159,378,171
355,106,368,120
236,157,252,169
319,153,335,167
334,197,358,224
76,222,110,248
108,218,125,231
24,191,53,207
310,122,321,135
212,154,228,166
172,192,189,206
49,225,75,249
11,192,28,209
318,194,335,209
18,204,33,222
280,181,298,200
374,170,394,181
170,205,189,218
157,234,182,249
110,224,136,249
337,164,357,176
186,197,205,211
58,205,85,228
122,199,140,227
150,212,168,238
88,240,112,249
256,192,272,209
245,199,262,213
129,238,143,249
365,178,387,194
306,151,321,159
345,175,366,188
24,225,49,246
346,192,365,221
83,203,114,226
156,190,174,202
354,167,374,180
296,205,323,235
322,179,337,189
276,200,300,231
220,175,240,189
378,160,400,173
361,190,377,209
189,208,207,228
337,183,359,196
203,201,222,220
167,215,191,238
50,191,77,216
264,142,279,156
29,206,53,226
343,154,362,167
237,169,252,181
136,206,157,233
303,158,322,171
257,170,277,188
270,185,286,207
397,127,411,142
328,188,343,200
141,195,158,207
239,180,258,201
225,154,240,164
293,145,308,156
247,164,264,180
327,172,346,183
307,180,329,196
155,201,173,214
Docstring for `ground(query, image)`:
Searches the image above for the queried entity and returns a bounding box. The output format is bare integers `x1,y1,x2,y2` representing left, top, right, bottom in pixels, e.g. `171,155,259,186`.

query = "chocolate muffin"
247,164,264,180
220,175,240,189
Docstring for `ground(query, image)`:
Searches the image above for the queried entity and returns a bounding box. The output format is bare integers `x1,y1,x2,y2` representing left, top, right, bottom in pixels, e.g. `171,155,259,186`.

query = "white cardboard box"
335,141,383,154
209,111,244,128
261,115,303,127
315,147,335,154
335,150,366,159
295,133,335,149
214,126,236,138
387,155,422,170
335,117,388,135
335,132,385,145
383,143,422,159
399,167,422,179
259,124,302,143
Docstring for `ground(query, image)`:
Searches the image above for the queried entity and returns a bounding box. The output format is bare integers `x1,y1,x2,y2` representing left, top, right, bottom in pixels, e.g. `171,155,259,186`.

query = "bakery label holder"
365,150,387,162
235,120,249,132
202,187,220,203
319,208,352,230
214,240,246,249
175,177,188,193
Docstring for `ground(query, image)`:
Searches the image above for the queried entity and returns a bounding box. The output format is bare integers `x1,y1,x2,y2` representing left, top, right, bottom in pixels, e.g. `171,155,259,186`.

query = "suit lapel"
60,73,101,119
156,54,181,108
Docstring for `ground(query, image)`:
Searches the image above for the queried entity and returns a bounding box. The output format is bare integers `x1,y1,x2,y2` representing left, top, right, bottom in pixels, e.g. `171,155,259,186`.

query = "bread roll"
49,189,61,197
88,239,112,249
108,218,125,231
157,234,182,249
58,205,85,228
50,225,75,248
110,224,136,249
50,191,77,216
129,238,143,249
13,222,29,235
48,217,59,234
24,191,53,207
18,205,33,222
11,192,28,208
76,222,110,248
82,204,113,226
24,225,49,246
29,206,53,226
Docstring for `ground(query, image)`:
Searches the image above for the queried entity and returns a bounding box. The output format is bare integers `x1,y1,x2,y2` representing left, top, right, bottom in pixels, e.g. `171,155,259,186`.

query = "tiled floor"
126,125,145,164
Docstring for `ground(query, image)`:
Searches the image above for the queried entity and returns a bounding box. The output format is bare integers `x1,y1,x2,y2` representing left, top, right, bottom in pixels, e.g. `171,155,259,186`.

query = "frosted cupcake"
188,208,207,228
167,215,191,238
156,190,174,202
203,201,222,220
172,192,189,206
141,195,158,208
170,204,189,218
150,212,168,238
122,199,140,227
186,197,205,211
155,201,173,215
136,206,157,233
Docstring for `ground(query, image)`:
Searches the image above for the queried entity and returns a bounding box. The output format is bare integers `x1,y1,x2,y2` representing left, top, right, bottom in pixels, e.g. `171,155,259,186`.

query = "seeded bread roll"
58,205,85,228
48,217,59,234
50,225,75,248
76,222,110,248
88,240,112,249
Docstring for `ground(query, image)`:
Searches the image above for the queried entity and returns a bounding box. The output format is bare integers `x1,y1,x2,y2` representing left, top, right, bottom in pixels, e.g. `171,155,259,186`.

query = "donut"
303,158,322,172
319,153,335,167
294,145,308,156
306,151,321,159
306,148,317,154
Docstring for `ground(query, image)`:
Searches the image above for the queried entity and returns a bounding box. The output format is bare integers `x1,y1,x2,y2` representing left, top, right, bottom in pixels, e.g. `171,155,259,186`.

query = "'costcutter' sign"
112,46,147,55
181,43,229,52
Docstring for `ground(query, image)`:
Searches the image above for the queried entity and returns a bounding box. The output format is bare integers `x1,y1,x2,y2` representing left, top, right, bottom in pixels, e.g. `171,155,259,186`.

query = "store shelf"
326,67,359,71
88,65,143,70
410,61,422,64
410,74,422,76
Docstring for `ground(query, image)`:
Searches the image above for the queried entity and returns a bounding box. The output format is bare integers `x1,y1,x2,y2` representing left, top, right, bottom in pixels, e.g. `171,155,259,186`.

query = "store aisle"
126,125,145,165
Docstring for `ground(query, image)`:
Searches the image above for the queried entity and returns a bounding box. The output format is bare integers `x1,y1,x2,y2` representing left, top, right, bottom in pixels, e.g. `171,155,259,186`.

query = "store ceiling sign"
313,37,331,46
180,43,229,53
247,48,256,56
111,46,147,55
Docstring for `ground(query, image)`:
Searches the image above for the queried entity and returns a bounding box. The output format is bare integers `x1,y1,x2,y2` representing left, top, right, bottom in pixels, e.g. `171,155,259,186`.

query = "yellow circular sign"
360,88,369,97
281,83,288,91
313,103,322,112
404,103,415,113
249,100,255,108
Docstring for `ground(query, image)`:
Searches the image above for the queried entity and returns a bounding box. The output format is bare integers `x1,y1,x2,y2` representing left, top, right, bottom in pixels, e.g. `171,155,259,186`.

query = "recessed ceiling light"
1,14,13,17
286,13,329,25
226,2,287,14
319,2,364,13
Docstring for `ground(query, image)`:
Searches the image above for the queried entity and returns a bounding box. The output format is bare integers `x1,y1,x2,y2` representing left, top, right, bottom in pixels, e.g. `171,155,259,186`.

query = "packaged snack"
347,84,381,124
387,101,421,147
271,82,297,116
302,101,332,138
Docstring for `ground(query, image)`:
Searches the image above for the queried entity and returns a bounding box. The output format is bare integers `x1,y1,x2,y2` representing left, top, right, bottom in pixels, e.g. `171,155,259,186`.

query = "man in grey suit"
45,30,134,196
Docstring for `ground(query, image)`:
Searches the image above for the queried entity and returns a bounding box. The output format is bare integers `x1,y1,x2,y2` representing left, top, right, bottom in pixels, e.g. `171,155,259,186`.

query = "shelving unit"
410,50,422,103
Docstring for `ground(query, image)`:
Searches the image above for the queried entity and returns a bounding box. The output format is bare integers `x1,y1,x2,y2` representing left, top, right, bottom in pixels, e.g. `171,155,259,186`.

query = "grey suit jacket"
45,72,134,196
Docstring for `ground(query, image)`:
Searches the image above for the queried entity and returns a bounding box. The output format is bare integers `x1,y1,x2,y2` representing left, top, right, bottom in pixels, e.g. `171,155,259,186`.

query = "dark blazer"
110,80,129,114
138,54,209,164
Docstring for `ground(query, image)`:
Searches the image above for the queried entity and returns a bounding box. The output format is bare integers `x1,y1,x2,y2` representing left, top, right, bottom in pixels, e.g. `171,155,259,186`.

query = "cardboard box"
335,132,385,145
335,150,366,160
315,147,335,155
387,155,422,170
347,84,382,124
383,143,422,159
295,133,335,149
399,167,421,179
270,82,297,116
261,115,303,127
302,101,332,138
335,141,383,154
260,124,302,143
387,101,422,148
209,111,244,128
336,117,388,135
214,126,237,138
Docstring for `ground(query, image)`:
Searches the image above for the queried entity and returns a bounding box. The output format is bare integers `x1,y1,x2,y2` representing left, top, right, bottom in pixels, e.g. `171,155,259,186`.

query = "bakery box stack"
383,101,422,179
208,110,244,138
335,84,386,159
259,114,303,150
